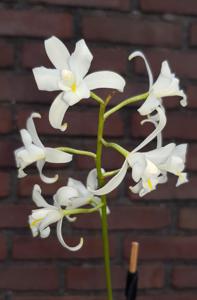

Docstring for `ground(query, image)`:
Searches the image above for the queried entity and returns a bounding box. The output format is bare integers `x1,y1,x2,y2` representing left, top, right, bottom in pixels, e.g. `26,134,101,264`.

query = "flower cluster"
15,36,188,250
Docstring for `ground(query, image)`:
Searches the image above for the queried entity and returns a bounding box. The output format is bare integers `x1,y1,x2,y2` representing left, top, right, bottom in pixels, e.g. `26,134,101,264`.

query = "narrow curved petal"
49,92,69,131
33,67,60,91
44,36,70,70
89,160,128,196
69,39,93,83
26,113,43,148
141,117,162,148
37,160,59,184
62,81,90,106
84,71,125,92
66,215,77,222
54,186,79,206
86,168,100,190
133,106,167,153
32,184,51,208
40,227,51,238
20,129,32,148
45,148,72,164
56,219,84,251
129,51,153,90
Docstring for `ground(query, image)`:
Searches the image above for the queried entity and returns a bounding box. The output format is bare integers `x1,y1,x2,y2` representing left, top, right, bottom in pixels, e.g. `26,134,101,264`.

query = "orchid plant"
15,36,188,300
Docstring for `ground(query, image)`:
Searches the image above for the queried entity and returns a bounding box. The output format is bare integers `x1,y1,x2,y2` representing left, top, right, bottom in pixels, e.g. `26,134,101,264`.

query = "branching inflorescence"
14,36,188,300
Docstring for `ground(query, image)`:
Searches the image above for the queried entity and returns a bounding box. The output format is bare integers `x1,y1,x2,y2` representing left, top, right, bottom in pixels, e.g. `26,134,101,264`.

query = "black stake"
125,242,139,300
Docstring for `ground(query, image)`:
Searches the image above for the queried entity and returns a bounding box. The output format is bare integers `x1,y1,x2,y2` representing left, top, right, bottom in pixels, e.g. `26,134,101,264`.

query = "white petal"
141,117,162,148
39,210,62,233
44,36,70,70
146,143,176,165
20,129,32,148
62,81,90,106
45,148,72,164
33,67,60,91
69,39,93,83
176,172,188,186
129,182,142,194
37,160,59,184
32,184,51,208
67,178,88,197
89,159,128,196
132,106,167,153
129,51,153,90
40,227,51,238
26,113,43,148
138,95,161,116
128,154,147,182
84,71,125,92
49,92,69,131
174,144,187,161
54,186,79,206
56,219,84,251
86,168,98,190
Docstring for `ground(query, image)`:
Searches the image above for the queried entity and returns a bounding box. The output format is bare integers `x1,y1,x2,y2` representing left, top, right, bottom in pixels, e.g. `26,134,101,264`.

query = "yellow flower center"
71,82,77,93
30,218,43,228
147,178,153,190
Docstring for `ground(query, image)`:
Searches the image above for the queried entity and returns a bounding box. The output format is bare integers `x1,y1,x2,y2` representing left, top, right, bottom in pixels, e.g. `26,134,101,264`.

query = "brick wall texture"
0,0,197,299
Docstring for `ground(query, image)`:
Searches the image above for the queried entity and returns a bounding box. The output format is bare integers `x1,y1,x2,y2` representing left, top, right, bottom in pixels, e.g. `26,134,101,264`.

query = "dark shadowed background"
0,0,197,299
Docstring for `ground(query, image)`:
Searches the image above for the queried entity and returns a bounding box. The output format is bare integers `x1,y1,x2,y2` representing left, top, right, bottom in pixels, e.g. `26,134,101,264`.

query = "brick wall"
0,0,196,299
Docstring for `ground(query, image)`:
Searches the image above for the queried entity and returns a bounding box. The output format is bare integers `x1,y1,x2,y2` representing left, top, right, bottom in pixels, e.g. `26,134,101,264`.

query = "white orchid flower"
159,143,188,186
129,51,187,116
89,140,188,197
29,184,83,251
14,113,72,183
54,169,110,221
33,36,126,131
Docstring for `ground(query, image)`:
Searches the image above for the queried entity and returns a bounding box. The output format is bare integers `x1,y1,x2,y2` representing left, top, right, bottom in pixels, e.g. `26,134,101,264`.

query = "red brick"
0,72,49,103
138,294,197,300
77,146,124,170
179,208,197,229
0,107,13,133
130,111,195,140
22,41,128,74
14,297,104,300
82,15,182,47
0,265,58,290
74,205,171,230
124,236,197,260
187,85,197,108
187,144,197,171
66,264,164,290
0,234,7,260
0,140,17,167
13,235,116,259
0,10,73,38
190,23,197,45
17,109,123,137
172,266,197,288
0,204,31,228
0,172,10,197
0,40,14,67
133,49,197,80
30,0,130,11
140,0,197,15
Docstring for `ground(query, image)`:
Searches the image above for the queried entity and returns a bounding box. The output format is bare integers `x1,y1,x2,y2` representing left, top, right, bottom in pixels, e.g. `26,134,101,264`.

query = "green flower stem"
57,147,96,159
91,91,105,105
96,100,113,300
62,202,104,216
101,138,129,158
104,91,149,120
103,169,120,178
